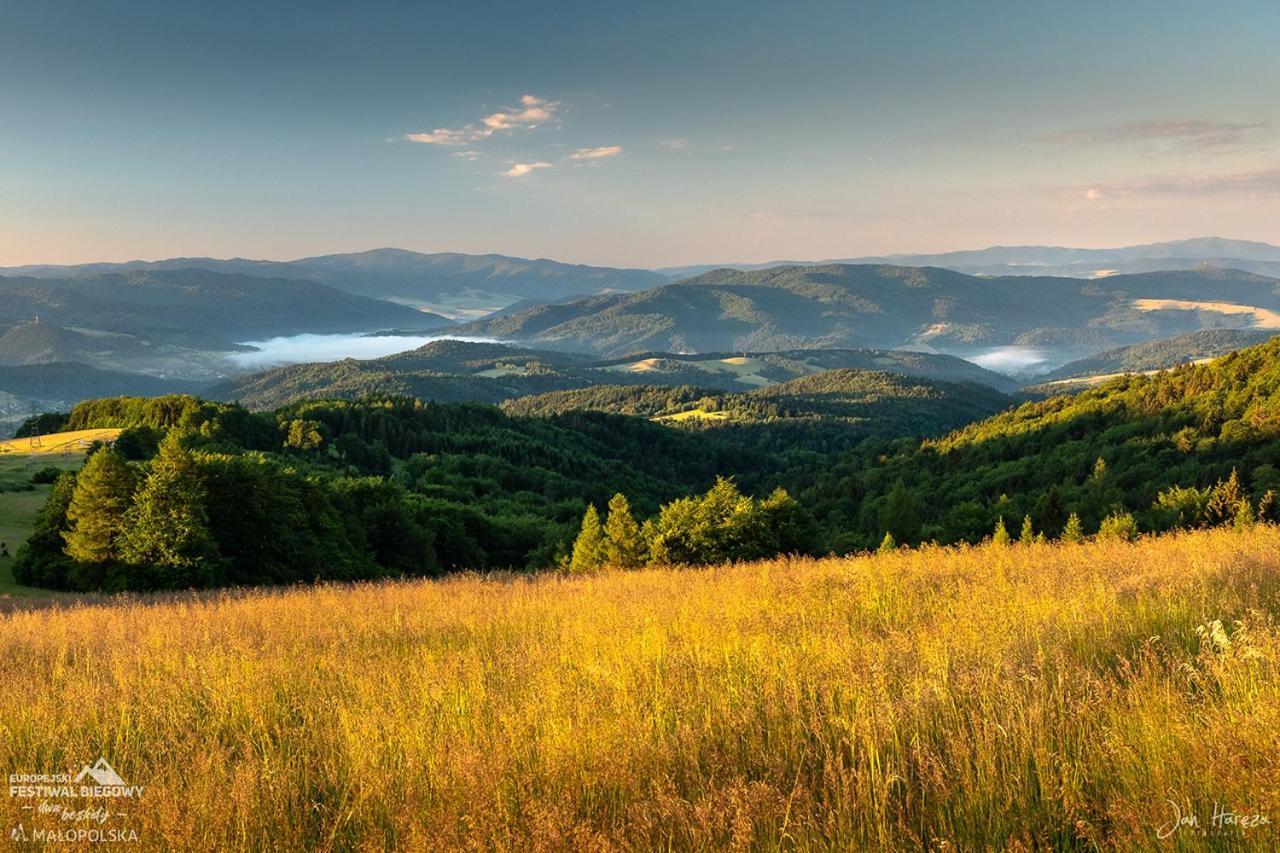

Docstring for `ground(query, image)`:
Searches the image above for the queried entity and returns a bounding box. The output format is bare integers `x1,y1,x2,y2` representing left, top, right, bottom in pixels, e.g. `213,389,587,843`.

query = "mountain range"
1,249,666,320
656,237,1280,279
455,264,1280,363
206,339,1019,410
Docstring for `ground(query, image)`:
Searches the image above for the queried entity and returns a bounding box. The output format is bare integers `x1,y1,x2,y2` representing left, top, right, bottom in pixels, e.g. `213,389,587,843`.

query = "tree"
1098,511,1139,542
877,532,896,554
567,504,607,574
880,480,920,544
1062,512,1085,543
119,431,220,588
991,517,1011,547
1018,515,1035,544
63,447,136,564
603,493,645,569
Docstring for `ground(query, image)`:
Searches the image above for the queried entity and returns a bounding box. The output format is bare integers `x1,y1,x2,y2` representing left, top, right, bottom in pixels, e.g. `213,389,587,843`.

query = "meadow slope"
2,529,1279,849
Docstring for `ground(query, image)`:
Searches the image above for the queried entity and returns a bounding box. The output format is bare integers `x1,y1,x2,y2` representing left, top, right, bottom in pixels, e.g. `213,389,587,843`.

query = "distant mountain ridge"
0,249,668,320
656,237,1280,279
455,264,1280,367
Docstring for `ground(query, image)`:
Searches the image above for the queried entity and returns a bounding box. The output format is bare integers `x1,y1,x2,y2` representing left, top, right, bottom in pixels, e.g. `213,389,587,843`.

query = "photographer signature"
1157,800,1271,839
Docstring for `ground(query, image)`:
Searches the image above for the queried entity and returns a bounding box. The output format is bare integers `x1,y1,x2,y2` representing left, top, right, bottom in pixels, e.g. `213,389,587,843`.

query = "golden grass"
1132,298,1280,330
2,528,1279,850
655,408,731,423
0,428,121,458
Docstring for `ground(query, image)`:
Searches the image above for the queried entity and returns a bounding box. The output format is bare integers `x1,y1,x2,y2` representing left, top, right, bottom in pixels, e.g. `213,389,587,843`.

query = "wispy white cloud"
1076,168,1280,199
566,145,623,161
658,137,689,152
405,95,560,146
503,161,554,178
451,149,482,160
1044,119,1266,150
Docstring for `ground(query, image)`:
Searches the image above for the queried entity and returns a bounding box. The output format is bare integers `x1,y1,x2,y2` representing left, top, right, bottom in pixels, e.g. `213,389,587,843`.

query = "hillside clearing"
0,427,121,457
1133,298,1280,329
2,527,1277,849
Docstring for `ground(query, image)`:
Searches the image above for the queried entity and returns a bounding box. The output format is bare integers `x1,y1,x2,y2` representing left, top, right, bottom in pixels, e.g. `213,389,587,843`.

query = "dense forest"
797,338,1280,550
13,336,1280,591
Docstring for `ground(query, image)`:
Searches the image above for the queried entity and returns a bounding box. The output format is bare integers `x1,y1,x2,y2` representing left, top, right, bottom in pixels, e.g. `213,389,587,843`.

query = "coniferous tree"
877,532,896,554
1018,515,1035,544
119,431,220,587
63,447,137,564
1062,512,1085,543
603,493,645,569
992,517,1011,547
568,504,607,574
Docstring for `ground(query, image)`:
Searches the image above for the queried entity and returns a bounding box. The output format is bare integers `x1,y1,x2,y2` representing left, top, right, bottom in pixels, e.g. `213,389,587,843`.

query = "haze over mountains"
656,237,1280,279
4,237,1280,421
458,264,1280,364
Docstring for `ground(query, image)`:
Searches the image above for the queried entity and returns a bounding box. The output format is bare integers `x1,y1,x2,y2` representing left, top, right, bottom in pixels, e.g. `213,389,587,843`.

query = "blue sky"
1,0,1277,266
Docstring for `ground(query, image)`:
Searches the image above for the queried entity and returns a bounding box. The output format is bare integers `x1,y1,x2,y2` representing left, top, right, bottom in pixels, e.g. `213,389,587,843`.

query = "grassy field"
1,528,1278,849
0,432,105,598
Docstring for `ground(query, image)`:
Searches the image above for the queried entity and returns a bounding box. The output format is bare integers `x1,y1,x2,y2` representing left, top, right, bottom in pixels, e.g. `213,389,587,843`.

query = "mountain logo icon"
74,758,127,787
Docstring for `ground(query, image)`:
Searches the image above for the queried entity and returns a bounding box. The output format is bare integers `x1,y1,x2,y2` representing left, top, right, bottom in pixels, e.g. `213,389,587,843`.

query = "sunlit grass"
2,528,1278,849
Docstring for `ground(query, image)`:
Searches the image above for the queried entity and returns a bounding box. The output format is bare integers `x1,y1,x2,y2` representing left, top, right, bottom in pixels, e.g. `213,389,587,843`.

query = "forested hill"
1031,328,1275,384
0,269,452,348
799,336,1280,550
454,264,1280,359
502,369,1014,453
206,340,1018,409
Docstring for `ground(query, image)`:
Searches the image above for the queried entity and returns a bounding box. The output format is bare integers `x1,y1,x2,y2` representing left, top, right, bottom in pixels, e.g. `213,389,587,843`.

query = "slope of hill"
503,369,1014,452
0,269,451,347
4,527,1277,848
0,362,204,419
458,264,1280,367
658,237,1280,279
1,250,668,320
1028,328,1276,389
207,340,1020,409
799,336,1280,550
0,320,100,366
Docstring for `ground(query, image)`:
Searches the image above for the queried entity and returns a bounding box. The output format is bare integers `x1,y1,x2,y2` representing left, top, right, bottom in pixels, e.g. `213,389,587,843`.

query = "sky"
1,0,1278,268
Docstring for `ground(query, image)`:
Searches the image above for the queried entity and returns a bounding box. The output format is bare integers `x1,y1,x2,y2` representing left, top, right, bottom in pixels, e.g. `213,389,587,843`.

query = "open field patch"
1133,298,1280,329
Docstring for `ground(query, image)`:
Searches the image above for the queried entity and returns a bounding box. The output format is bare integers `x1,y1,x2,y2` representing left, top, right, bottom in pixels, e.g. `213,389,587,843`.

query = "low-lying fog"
227,333,496,369
967,346,1051,375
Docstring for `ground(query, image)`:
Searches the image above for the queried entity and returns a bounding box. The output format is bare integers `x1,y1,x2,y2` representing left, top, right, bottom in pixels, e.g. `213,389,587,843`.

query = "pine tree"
1019,515,1035,544
1062,512,1085,543
119,431,219,587
992,517,1011,547
568,504,607,574
877,532,896,554
63,447,137,564
603,493,646,568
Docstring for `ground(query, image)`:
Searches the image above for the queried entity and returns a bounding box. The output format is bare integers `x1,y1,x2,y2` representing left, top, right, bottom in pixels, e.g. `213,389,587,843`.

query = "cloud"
1043,119,1266,150
566,145,623,161
483,94,558,130
658,137,689,152
405,94,560,146
451,150,482,160
1076,168,1280,198
503,161,554,178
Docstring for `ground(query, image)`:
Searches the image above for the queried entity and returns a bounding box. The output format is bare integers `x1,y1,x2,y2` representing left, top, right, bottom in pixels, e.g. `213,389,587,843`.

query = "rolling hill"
457,264,1280,366
0,268,451,347
1026,328,1277,391
206,339,1019,409
502,368,1015,452
797,335,1280,550
1,249,667,320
